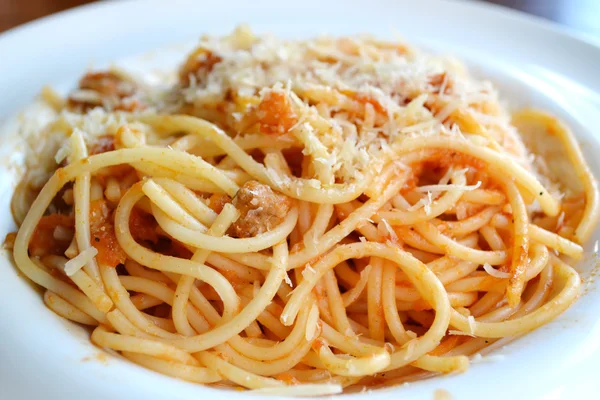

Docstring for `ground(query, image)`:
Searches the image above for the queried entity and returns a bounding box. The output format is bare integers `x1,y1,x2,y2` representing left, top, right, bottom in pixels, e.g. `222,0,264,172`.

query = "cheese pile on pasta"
8,25,598,395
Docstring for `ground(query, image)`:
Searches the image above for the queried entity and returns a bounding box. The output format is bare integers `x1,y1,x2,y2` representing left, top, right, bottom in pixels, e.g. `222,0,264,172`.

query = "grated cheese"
174,27,507,187
69,89,102,104
435,99,462,122
556,211,565,230
63,247,98,276
471,353,506,364
302,263,316,280
378,218,398,242
406,191,434,214
425,192,433,215
283,272,293,288
438,166,455,185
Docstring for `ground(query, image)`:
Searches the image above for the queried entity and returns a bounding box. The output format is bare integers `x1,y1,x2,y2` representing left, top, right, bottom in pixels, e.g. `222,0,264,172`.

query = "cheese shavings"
406,191,434,214
556,211,565,230
176,26,510,189
377,218,398,242
471,353,506,364
63,247,98,276
283,272,294,288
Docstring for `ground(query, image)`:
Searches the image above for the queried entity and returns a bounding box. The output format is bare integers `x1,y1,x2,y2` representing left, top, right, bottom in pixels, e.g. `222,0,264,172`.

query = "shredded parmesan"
377,218,398,242
471,353,506,364
425,191,433,215
303,263,316,278
69,89,103,104
483,263,511,279
436,99,462,122
63,247,98,276
556,211,565,230
174,27,503,187
283,272,293,288
438,167,455,185
406,191,434,214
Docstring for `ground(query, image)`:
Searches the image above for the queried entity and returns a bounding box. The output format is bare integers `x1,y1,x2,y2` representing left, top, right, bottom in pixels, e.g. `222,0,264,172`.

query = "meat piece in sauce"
179,48,222,87
67,71,143,112
228,181,292,238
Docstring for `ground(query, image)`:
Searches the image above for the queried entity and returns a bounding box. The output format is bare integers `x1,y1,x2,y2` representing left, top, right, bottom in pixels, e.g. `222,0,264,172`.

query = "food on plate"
8,25,598,394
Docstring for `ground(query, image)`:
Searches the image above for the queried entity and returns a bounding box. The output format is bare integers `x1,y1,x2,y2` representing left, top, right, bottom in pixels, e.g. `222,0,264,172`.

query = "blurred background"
1,0,599,37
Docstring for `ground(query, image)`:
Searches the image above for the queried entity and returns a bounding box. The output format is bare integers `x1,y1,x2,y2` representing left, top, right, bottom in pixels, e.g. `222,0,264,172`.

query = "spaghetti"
7,25,599,395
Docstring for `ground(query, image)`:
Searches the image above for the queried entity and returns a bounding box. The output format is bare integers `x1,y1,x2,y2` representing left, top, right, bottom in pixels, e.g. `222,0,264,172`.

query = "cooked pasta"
7,25,598,395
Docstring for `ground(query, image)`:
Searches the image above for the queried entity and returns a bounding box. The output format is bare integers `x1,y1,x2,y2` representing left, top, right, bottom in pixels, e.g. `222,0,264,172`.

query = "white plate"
1,0,600,399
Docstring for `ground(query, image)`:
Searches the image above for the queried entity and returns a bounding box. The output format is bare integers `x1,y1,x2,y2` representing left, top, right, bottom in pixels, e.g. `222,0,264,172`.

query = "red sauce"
208,193,232,214
422,150,485,171
129,207,158,244
164,240,193,259
29,214,74,256
89,200,126,268
79,72,126,96
89,135,116,155
257,91,298,135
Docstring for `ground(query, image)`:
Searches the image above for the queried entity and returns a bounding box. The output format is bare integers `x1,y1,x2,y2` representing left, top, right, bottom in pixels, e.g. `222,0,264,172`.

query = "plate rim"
1,1,600,400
